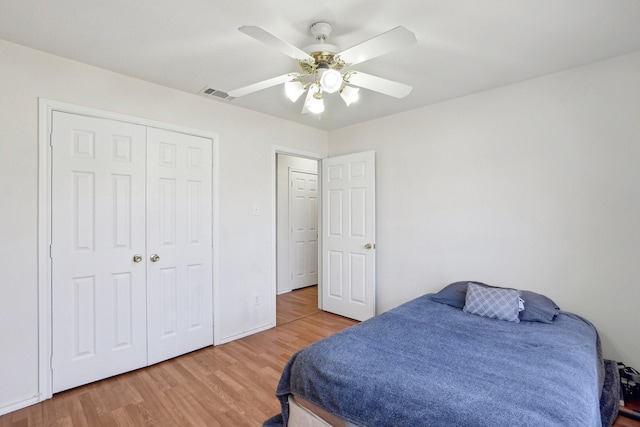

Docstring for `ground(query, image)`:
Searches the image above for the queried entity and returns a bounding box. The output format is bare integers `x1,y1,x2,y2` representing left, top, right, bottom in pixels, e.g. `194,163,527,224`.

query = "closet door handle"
150,254,160,262
133,254,143,263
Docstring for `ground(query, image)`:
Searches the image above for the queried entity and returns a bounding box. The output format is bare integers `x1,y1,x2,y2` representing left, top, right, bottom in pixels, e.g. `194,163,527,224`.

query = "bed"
265,281,620,427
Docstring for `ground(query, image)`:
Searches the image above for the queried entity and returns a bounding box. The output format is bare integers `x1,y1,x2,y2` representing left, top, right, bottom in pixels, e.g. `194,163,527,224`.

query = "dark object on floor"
620,363,640,400
618,408,640,421
617,361,640,422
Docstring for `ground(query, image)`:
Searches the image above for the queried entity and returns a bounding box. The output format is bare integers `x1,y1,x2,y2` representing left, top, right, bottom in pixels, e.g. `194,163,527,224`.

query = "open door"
321,151,376,321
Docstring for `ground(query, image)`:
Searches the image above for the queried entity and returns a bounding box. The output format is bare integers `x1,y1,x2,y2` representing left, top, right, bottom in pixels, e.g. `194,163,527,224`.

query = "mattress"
272,294,609,427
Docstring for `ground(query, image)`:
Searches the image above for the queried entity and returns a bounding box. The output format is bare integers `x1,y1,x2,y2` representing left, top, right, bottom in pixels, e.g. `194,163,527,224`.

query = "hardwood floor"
0,311,356,427
276,285,319,325
1,285,637,426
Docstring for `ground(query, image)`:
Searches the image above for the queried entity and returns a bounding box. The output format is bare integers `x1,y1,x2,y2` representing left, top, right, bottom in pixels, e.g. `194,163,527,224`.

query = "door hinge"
49,244,53,258
49,132,54,147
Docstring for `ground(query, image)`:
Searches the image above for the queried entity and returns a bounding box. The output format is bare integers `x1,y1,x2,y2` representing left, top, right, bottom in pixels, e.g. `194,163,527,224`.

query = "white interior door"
51,112,148,393
290,170,318,290
321,151,376,321
146,128,213,365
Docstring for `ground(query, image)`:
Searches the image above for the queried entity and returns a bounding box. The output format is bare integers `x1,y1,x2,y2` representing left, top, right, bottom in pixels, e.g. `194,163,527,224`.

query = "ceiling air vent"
199,87,235,101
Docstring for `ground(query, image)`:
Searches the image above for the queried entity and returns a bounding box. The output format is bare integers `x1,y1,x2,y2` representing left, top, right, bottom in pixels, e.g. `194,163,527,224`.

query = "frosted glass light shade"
302,84,325,114
340,85,360,106
306,95,324,114
284,81,305,102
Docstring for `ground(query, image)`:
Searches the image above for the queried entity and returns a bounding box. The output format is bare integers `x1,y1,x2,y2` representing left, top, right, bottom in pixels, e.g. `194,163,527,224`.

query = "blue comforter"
275,295,603,426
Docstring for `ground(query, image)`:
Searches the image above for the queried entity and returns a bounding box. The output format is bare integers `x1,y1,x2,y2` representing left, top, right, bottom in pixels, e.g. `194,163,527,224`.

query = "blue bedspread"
275,295,603,427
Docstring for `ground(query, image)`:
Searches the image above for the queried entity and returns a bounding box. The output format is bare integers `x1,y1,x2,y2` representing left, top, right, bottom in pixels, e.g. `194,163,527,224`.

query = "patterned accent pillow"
463,283,521,322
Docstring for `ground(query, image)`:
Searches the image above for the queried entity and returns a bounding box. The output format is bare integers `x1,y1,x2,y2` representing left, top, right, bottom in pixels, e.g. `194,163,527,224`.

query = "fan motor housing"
299,51,347,74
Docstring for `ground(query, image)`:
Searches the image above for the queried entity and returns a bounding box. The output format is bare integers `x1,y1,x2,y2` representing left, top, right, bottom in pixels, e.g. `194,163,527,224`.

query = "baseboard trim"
0,395,42,417
216,323,274,345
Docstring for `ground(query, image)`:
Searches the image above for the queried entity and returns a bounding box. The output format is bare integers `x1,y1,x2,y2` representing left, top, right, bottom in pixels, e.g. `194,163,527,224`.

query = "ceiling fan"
228,22,417,114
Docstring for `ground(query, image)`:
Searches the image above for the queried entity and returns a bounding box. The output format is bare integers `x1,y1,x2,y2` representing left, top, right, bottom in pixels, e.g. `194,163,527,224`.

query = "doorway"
271,148,377,326
276,153,320,324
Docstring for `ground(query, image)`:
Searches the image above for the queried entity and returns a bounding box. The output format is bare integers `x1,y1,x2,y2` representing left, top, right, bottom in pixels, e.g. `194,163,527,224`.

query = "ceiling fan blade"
346,72,413,98
228,74,296,98
337,26,417,66
239,26,313,62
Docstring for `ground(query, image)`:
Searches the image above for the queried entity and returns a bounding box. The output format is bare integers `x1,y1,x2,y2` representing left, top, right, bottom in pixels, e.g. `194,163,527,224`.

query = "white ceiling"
2,0,640,130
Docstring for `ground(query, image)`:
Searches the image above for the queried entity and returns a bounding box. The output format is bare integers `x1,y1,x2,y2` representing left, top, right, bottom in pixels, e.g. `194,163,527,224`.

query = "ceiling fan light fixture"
284,80,305,102
232,23,417,117
319,68,342,94
340,85,360,106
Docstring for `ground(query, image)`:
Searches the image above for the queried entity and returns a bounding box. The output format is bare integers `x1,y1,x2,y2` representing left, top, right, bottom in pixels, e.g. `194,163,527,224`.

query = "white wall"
0,39,327,412
329,51,640,369
276,154,318,294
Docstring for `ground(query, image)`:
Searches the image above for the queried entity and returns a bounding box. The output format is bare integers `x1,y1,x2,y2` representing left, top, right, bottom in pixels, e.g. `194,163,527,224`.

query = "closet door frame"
37,98,220,402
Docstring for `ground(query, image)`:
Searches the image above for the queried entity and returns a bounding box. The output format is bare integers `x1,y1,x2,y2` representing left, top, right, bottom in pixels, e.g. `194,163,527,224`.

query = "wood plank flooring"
0,310,356,427
276,285,319,325
1,284,637,426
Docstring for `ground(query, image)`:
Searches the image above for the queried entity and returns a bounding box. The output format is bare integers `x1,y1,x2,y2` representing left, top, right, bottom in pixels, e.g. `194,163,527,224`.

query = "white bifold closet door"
146,127,213,365
51,112,213,393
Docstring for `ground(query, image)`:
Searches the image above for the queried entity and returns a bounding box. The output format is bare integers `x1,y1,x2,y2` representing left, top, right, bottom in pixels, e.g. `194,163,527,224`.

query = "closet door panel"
51,112,148,393
146,128,213,365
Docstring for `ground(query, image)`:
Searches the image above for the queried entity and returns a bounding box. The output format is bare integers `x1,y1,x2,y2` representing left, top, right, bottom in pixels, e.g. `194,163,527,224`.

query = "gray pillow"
429,281,560,323
518,290,560,323
463,283,521,322
429,281,489,307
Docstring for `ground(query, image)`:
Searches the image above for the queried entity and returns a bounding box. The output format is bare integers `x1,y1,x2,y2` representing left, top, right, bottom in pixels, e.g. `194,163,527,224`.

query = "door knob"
132,254,143,263
150,254,160,262
364,243,374,250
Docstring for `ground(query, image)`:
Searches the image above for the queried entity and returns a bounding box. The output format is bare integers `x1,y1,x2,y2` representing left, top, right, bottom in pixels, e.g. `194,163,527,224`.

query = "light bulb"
319,69,342,94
